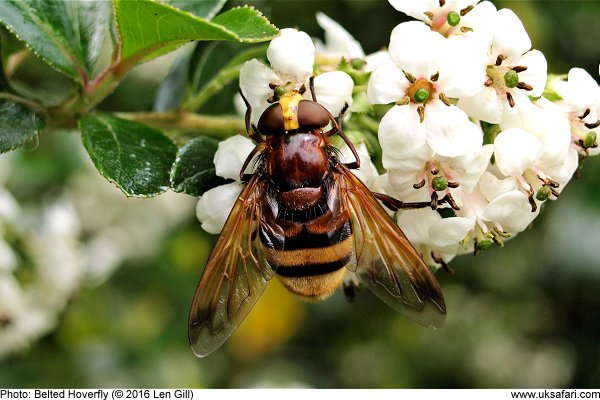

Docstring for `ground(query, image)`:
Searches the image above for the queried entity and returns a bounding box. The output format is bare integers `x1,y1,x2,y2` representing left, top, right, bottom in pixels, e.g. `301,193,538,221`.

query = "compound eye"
297,100,331,130
257,103,285,135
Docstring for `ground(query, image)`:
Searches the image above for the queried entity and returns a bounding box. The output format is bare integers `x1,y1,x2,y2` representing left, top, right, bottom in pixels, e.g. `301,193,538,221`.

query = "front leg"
239,146,260,182
239,89,265,143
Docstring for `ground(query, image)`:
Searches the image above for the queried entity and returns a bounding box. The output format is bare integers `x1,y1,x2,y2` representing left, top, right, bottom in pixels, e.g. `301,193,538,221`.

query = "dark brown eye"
297,100,331,130
257,103,285,135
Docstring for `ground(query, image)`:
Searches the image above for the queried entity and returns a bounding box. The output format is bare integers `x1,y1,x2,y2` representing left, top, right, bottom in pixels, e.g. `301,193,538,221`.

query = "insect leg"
431,252,455,274
337,129,361,169
239,145,260,182
322,105,360,169
239,89,265,143
372,192,456,211
342,273,361,303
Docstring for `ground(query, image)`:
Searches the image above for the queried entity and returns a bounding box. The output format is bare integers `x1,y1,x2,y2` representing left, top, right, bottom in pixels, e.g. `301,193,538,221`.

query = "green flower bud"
350,58,366,70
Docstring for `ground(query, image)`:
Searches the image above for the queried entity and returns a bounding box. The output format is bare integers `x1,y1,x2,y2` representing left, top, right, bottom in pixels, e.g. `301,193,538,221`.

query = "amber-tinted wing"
188,175,274,357
335,165,446,328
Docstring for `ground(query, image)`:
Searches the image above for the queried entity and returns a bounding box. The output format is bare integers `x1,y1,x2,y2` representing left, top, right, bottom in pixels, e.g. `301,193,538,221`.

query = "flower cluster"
196,2,600,268
368,0,599,265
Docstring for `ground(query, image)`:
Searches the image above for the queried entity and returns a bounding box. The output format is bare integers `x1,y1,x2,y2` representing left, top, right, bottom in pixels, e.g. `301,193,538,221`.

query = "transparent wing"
188,175,274,357
336,165,446,328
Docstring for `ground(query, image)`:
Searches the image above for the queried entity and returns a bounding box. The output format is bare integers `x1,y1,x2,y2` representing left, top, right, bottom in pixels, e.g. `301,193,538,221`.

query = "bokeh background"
1,0,600,388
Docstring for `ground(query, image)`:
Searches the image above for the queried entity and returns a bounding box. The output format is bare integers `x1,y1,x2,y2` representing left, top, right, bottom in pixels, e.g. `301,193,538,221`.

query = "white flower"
458,9,548,123
388,0,496,43
195,135,254,235
267,28,315,84
500,98,572,175
240,28,354,125
493,97,576,208
549,68,600,156
368,21,485,158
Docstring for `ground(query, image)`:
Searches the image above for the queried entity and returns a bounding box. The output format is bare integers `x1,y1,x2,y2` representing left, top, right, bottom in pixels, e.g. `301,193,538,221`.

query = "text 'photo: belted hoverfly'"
188,77,447,357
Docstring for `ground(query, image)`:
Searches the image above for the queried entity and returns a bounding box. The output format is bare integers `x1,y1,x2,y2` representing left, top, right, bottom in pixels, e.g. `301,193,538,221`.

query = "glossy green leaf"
80,114,178,197
170,136,229,196
114,0,278,65
0,99,46,153
0,0,111,81
75,1,112,74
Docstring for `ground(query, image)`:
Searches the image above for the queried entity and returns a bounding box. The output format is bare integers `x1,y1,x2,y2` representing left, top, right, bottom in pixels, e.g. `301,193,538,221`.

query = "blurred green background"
1,0,600,389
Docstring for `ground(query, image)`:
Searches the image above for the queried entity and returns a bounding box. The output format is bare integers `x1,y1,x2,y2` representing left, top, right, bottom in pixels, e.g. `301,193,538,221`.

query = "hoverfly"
188,79,446,357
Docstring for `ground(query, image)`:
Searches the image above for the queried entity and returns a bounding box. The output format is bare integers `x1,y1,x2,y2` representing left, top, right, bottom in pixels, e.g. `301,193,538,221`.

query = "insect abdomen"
260,184,353,300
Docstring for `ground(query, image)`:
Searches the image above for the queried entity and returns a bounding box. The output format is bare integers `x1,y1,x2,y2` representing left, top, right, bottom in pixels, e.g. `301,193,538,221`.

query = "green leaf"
80,114,178,197
75,1,112,74
114,0,278,66
170,136,229,196
153,45,194,112
0,0,111,81
0,99,46,153
211,7,278,41
165,0,227,19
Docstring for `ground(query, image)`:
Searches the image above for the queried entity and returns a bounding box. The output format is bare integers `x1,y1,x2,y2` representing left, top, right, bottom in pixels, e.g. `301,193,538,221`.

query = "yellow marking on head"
279,91,304,131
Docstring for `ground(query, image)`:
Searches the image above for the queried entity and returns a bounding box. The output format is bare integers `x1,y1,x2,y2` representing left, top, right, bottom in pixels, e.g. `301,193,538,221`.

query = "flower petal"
438,37,488,98
515,49,548,97
213,135,256,180
364,50,389,72
267,28,315,84
429,217,475,247
366,57,409,104
378,104,427,160
457,86,504,124
481,190,538,233
438,144,494,192
389,21,447,78
478,171,517,202
196,182,243,235
387,0,436,22
315,12,364,59
493,128,541,176
239,59,280,125
311,71,354,117
492,8,531,62
553,67,599,112
425,100,483,157
396,207,442,246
